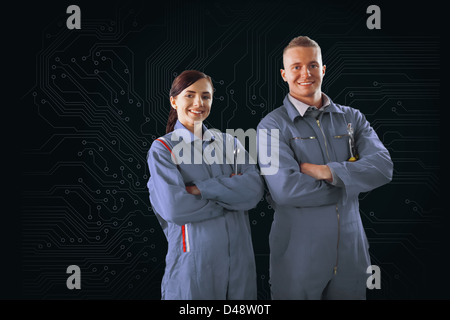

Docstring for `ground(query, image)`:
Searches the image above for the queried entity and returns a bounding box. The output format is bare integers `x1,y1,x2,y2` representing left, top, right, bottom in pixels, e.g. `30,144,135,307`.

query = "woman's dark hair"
166,70,214,133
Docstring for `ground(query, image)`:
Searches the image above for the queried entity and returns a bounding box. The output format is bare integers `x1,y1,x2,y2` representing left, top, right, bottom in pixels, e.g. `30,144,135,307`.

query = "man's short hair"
283,36,321,56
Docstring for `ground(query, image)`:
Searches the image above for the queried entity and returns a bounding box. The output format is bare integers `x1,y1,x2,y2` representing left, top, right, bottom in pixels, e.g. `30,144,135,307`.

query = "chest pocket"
331,133,351,162
289,136,325,164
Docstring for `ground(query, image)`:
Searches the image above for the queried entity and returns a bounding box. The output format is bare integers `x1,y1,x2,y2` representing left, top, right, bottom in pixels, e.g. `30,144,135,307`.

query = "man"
257,36,393,299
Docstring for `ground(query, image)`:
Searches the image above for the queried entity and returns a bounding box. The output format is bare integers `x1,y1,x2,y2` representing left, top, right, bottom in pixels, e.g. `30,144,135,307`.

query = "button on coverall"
147,121,264,300
257,96,393,299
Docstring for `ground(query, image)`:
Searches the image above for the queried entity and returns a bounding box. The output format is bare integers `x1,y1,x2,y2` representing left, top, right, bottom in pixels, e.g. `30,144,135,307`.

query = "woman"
147,70,264,300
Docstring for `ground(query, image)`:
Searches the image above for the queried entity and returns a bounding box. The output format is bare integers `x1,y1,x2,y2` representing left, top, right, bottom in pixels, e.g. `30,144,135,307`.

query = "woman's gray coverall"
147,121,264,300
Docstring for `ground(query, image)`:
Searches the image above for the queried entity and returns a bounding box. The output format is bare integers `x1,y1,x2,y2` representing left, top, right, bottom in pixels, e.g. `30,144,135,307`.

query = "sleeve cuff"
193,178,216,200
327,165,344,187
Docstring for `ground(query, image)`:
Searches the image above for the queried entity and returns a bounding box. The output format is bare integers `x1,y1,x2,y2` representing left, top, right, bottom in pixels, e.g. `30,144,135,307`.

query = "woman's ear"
170,96,177,109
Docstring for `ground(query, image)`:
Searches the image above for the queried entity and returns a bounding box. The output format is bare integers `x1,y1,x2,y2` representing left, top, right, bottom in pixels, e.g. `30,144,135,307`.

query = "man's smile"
298,81,314,86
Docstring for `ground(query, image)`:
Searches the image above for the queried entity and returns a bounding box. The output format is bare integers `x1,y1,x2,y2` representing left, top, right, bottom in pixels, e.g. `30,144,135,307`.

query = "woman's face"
170,78,213,132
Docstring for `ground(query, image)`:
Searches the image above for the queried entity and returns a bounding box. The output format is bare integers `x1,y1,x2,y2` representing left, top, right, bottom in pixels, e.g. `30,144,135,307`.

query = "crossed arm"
299,163,333,182
185,173,242,195
257,108,393,207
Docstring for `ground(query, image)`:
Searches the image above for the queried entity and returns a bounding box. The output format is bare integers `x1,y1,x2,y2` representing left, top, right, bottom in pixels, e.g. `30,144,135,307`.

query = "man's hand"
299,163,333,182
185,185,201,196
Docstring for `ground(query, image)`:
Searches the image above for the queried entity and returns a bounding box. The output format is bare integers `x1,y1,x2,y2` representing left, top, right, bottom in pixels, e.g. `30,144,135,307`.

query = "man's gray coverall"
257,95,393,299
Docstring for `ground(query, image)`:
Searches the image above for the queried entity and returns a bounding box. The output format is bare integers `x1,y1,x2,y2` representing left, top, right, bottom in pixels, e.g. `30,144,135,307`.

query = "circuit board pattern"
19,0,444,299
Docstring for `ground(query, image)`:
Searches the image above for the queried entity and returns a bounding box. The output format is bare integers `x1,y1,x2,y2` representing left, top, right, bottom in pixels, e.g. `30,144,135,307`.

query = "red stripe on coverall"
181,225,187,252
156,138,186,252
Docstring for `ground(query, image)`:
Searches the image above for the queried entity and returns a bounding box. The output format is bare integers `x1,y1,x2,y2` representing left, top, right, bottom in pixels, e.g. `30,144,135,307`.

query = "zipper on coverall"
316,118,340,275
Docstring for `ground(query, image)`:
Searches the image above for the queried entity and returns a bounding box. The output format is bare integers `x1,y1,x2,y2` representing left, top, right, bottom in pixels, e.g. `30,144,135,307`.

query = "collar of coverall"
173,119,216,143
283,93,344,121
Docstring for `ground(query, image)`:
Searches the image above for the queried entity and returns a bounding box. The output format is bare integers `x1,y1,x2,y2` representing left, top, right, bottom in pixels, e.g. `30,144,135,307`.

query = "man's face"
281,46,326,104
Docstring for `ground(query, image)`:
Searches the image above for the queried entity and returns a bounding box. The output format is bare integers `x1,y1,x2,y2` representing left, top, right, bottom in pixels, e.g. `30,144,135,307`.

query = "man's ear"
322,65,326,77
280,69,287,82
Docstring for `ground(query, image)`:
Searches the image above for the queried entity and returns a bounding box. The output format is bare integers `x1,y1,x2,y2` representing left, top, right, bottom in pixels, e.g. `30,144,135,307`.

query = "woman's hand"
185,185,201,196
230,173,243,177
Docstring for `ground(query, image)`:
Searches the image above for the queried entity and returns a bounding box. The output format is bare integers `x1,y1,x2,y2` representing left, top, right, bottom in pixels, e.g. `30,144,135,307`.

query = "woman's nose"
194,95,203,106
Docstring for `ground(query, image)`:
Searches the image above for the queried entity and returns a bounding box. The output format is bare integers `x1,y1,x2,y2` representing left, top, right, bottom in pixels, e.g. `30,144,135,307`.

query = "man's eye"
310,65,318,69
203,96,211,99
294,66,300,70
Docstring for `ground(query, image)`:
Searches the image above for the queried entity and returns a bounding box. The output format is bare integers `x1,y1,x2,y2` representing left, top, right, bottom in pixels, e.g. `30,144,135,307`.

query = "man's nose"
301,66,311,78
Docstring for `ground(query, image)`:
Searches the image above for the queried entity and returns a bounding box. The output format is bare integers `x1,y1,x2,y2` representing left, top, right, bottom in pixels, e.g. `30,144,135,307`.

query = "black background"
2,0,447,301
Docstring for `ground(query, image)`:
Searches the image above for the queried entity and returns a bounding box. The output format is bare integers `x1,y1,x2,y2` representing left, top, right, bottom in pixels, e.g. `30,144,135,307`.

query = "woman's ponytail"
166,107,178,134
